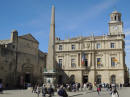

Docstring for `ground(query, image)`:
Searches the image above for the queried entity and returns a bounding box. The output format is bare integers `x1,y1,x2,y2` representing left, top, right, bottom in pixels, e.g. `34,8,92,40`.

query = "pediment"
19,34,39,43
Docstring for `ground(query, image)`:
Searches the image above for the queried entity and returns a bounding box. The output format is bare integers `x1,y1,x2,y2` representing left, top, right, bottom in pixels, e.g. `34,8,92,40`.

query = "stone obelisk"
44,5,56,84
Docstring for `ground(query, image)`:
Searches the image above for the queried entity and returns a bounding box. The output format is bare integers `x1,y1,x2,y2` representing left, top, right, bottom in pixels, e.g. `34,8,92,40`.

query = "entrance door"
25,74,31,83
58,75,63,84
83,76,88,83
111,75,116,84
0,79,2,83
96,75,101,84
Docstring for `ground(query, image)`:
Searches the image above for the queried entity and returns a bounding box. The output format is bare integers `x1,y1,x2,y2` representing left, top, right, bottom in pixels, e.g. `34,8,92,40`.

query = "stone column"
89,52,96,85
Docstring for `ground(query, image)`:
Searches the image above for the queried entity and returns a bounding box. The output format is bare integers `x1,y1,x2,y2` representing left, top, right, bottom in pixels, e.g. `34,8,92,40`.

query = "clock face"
113,26,118,30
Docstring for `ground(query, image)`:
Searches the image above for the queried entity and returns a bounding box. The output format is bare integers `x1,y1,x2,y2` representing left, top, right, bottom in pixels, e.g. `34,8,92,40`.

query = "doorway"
58,75,63,84
0,79,2,83
83,75,88,83
96,75,101,84
25,74,31,83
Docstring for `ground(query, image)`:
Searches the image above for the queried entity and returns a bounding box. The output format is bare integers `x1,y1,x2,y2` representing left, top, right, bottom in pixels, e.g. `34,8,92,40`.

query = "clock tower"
109,11,123,35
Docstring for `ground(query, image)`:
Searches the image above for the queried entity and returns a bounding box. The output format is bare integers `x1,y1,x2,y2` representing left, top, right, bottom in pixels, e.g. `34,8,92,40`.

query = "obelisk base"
44,71,56,85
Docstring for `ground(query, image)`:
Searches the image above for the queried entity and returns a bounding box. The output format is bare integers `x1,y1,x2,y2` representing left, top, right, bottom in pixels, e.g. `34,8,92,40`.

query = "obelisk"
45,5,56,84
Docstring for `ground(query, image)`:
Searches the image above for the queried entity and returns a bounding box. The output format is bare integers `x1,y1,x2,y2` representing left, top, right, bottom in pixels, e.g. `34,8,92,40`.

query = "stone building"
55,11,129,85
0,30,46,88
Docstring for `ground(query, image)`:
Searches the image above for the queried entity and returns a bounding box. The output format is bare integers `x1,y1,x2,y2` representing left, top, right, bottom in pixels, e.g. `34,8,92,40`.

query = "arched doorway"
68,75,75,84
22,64,33,84
111,75,116,84
96,75,101,84
83,75,88,84
58,75,63,85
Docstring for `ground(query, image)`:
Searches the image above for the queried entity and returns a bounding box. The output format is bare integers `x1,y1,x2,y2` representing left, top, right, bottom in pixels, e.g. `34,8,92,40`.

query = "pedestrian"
42,84,47,97
77,83,80,91
58,86,68,97
36,85,41,97
32,84,35,93
83,83,87,91
47,85,54,97
111,89,119,97
0,83,3,94
97,86,101,95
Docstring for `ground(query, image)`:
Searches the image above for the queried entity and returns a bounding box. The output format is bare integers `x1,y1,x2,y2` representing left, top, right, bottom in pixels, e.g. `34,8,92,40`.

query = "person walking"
42,84,47,97
0,83,3,94
83,83,87,91
111,89,119,97
36,85,41,97
48,85,54,97
97,86,101,95
58,86,68,97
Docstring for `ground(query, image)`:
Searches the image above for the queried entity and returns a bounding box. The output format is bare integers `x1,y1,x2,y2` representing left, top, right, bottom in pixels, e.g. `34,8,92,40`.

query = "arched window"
69,75,75,84
96,75,101,84
115,16,116,20
111,75,116,84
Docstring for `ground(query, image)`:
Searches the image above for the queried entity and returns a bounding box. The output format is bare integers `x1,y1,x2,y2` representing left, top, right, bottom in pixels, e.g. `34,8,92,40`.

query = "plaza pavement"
0,87,130,97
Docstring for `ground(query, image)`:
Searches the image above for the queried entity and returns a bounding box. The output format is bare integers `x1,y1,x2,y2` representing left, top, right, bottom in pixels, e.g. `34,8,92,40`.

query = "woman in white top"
112,89,119,97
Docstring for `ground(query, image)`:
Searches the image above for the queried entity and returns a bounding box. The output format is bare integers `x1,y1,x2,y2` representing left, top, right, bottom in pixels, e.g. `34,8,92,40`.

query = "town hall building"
55,11,129,85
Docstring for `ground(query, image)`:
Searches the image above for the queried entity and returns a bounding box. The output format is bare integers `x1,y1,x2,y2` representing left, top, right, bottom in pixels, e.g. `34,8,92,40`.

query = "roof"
111,10,121,15
0,40,11,45
65,36,104,41
38,50,47,57
19,34,39,43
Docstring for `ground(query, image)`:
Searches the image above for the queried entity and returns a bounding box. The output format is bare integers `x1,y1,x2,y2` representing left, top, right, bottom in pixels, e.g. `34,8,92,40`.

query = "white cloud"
57,0,117,32
124,28,130,36
83,0,117,20
125,40,130,44
125,31,130,36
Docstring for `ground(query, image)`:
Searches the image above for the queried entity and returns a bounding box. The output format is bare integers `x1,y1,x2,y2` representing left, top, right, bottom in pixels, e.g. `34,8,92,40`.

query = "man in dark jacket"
48,85,54,97
42,84,47,97
58,86,68,97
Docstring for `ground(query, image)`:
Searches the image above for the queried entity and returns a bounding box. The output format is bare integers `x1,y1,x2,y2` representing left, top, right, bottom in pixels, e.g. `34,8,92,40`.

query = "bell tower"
109,11,123,35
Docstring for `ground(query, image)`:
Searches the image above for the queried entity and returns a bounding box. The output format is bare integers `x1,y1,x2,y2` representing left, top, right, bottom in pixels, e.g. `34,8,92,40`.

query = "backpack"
58,89,63,96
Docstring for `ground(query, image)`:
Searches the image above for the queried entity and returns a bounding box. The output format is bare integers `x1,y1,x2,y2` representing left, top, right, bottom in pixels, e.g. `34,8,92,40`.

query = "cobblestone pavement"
0,87,130,97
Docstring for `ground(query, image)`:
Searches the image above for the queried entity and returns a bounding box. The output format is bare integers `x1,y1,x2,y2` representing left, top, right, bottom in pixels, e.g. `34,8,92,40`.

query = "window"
111,57,116,67
96,75,101,84
71,45,75,50
115,16,116,20
59,59,62,67
71,59,76,68
59,45,62,50
9,63,12,71
111,43,115,48
84,59,88,67
97,43,100,49
1,48,7,56
97,58,101,67
12,45,15,49
111,75,116,84
40,67,42,73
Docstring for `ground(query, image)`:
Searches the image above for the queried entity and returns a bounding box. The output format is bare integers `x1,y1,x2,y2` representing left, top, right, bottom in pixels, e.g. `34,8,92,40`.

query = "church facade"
0,30,46,88
55,11,129,85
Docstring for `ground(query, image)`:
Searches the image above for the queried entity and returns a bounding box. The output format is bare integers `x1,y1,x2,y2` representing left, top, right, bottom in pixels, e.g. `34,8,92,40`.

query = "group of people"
31,83,69,97
31,82,122,97
31,82,95,97
32,84,54,97
95,83,120,97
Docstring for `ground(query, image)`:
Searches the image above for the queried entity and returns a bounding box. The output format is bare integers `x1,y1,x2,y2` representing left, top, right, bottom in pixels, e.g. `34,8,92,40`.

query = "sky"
0,0,130,69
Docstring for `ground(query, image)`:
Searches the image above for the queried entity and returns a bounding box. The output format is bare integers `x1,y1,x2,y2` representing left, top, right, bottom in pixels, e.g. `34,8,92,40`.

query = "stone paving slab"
0,87,130,97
